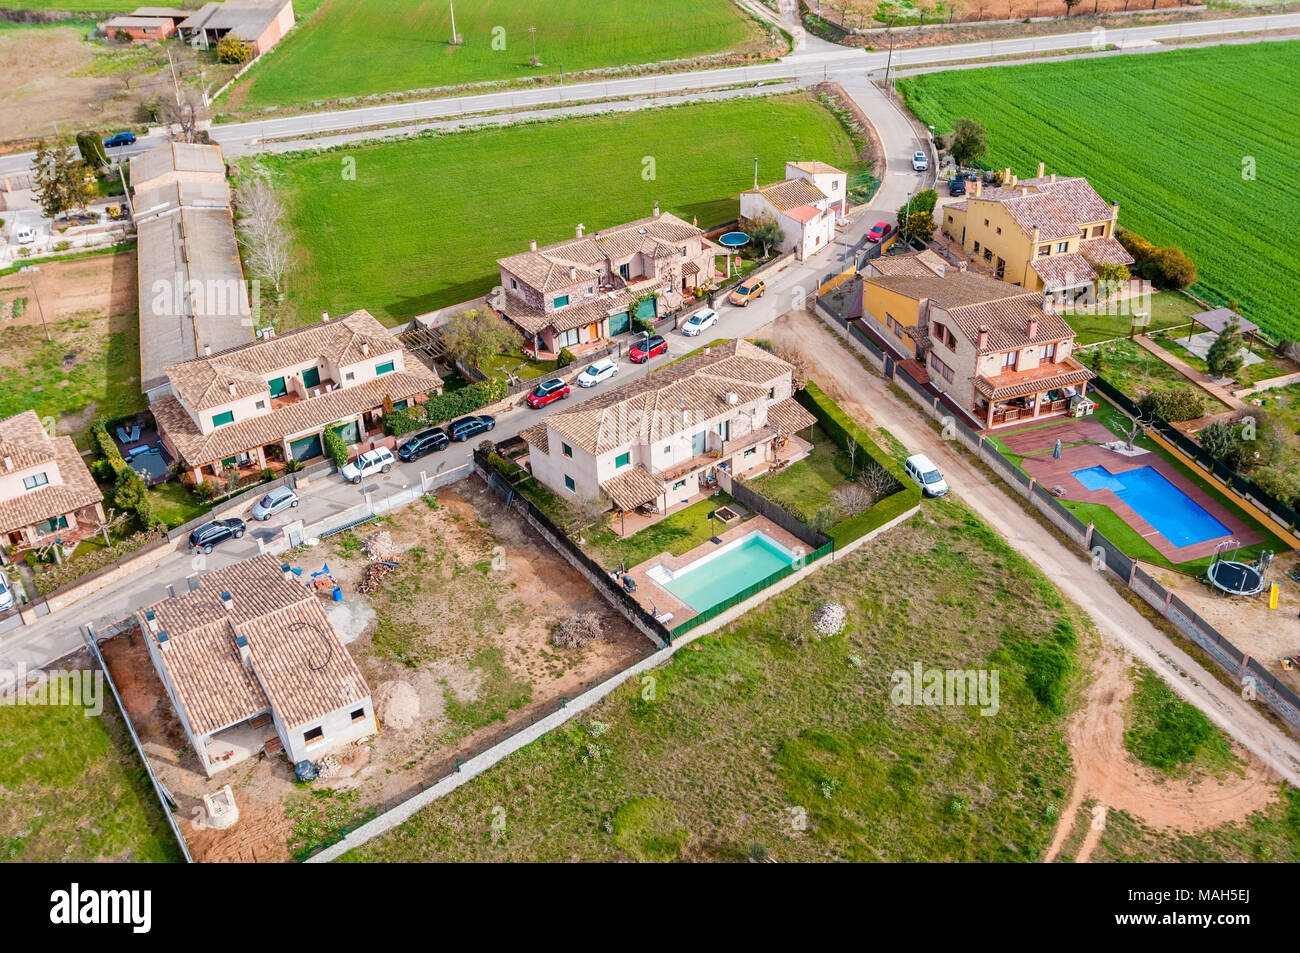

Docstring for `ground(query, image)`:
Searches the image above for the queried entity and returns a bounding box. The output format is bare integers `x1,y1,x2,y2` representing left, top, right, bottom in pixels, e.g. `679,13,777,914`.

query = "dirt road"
767,311,1300,799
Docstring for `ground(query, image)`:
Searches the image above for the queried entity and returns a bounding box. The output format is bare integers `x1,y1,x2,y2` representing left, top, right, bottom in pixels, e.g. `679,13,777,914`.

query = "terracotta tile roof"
1030,253,1098,291
746,178,828,211
601,465,664,510
154,365,440,465
968,177,1114,242
519,423,548,456
867,250,948,278
499,287,637,336
973,358,1095,400
789,161,844,175
1078,235,1135,267
0,412,102,535
165,310,408,411
784,203,823,225
530,340,792,456
135,553,370,737
766,396,817,434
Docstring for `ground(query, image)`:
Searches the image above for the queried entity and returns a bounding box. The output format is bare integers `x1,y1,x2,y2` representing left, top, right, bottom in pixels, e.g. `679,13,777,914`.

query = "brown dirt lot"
102,475,654,862
0,250,137,326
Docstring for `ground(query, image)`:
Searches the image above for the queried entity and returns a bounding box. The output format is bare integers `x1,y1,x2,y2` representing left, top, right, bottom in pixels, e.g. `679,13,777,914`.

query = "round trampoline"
1205,540,1271,596
718,231,750,248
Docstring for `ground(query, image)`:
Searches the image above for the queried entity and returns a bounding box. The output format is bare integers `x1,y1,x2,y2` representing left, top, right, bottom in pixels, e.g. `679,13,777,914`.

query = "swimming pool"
651,531,801,612
1071,464,1229,547
127,446,169,481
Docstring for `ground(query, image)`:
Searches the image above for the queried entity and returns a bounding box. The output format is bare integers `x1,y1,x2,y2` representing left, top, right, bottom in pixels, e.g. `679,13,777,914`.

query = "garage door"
608,310,630,336
330,419,362,446
289,433,322,462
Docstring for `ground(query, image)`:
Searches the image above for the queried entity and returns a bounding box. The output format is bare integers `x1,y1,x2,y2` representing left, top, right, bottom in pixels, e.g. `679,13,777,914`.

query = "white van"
904,453,949,497
14,225,36,244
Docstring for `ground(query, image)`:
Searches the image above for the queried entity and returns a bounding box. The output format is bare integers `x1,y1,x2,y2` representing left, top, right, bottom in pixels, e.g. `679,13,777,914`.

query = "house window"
1055,241,1069,254
35,515,68,535
983,219,989,227
615,452,630,469
768,387,776,400
255,400,265,410
672,479,687,490
1080,230,1088,240
743,447,757,458
983,249,993,262
1039,342,1057,361
894,323,904,340
973,241,981,253
564,475,576,493
1092,225,1105,237
1001,351,1018,370
23,472,48,490
557,327,579,348
562,442,573,458
995,226,1002,235
928,353,954,384
680,247,686,257
947,214,953,224
619,263,630,280
376,361,395,376
212,410,234,428
350,708,366,723
553,294,569,309
345,371,355,381
510,277,518,290
304,726,324,745
1038,245,1051,257
832,180,840,190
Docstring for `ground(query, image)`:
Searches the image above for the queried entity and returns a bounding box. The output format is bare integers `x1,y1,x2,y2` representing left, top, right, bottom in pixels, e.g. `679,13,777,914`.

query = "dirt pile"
373,680,419,731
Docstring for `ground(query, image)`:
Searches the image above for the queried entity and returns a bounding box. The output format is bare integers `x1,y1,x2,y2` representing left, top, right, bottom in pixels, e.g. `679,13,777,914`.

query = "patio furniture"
130,426,141,442
1051,485,1067,497
116,427,130,443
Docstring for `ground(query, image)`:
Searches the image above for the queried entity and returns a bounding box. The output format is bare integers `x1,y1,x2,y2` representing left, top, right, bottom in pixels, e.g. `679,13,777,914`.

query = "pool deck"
1015,420,1260,563
622,515,812,629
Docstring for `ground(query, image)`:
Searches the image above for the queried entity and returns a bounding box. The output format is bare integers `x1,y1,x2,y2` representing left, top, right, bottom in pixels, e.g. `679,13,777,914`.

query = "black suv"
189,518,246,554
448,415,496,442
949,175,966,196
398,427,450,461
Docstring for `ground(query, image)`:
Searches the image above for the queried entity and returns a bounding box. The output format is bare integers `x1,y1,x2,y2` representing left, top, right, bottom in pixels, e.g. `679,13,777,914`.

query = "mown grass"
1064,290,1201,347
344,499,1082,862
898,41,1300,341
223,0,769,113
747,427,850,521
585,492,745,570
1123,666,1235,775
247,93,860,326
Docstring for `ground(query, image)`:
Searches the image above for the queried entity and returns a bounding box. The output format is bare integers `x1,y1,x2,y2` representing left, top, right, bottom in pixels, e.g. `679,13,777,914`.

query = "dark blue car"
103,131,137,148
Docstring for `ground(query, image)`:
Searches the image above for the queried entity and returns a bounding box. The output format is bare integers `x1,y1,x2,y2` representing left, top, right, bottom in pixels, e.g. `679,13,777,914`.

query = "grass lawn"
584,492,746,570
146,480,213,531
1150,329,1299,391
1064,290,1201,347
479,350,557,383
747,426,849,520
1079,338,1229,415
898,41,1300,341
221,0,770,114
247,93,860,327
344,499,1082,862
0,671,182,862
1085,793,1300,863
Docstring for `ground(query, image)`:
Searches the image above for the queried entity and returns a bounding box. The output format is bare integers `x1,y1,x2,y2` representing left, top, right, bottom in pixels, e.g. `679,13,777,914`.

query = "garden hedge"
383,377,508,436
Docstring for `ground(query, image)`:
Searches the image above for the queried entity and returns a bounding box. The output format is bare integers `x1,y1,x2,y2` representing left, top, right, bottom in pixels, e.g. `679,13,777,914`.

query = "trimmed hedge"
384,377,508,437
795,381,922,546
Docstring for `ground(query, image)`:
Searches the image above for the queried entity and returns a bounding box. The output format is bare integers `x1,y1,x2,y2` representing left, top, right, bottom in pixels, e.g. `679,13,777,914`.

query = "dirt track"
766,309,1300,850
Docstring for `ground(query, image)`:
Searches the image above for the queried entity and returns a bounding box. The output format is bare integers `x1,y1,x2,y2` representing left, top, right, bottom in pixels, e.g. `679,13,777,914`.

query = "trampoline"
718,231,750,248
1205,540,1271,596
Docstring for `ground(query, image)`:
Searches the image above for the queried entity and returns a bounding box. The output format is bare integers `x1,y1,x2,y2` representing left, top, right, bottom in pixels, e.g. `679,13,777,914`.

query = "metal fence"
723,475,831,551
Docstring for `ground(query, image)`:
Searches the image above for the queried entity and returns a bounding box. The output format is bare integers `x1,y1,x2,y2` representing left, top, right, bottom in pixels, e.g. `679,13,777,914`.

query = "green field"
223,0,770,113
250,93,860,326
898,41,1300,342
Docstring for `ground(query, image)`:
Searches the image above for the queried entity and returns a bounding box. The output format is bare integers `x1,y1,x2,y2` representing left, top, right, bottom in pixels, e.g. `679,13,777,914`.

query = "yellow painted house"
941,163,1133,297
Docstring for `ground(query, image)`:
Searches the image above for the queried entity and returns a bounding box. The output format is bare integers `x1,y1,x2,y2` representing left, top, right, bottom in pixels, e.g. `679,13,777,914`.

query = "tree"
913,0,937,23
163,87,209,144
1250,466,1300,509
900,210,936,243
234,176,293,294
1063,0,1082,13
749,211,784,258
1147,246,1196,290
323,427,349,469
31,141,94,221
1092,262,1130,300
832,483,874,518
216,33,254,64
896,188,937,225
113,467,155,530
947,117,988,168
858,462,902,501
1206,317,1245,379
75,131,108,170
441,307,522,373
1198,419,1245,466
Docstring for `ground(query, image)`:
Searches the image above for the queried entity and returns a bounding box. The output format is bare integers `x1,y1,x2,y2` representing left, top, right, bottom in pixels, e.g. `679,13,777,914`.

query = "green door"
331,419,362,445
302,366,321,389
289,433,322,462
608,310,630,336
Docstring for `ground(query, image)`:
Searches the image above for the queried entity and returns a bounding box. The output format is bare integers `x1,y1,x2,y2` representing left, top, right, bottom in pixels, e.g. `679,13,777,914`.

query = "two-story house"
740,160,847,261
0,411,105,557
135,553,377,776
941,163,1133,298
495,205,721,358
861,264,1094,429
518,339,816,513
151,310,442,484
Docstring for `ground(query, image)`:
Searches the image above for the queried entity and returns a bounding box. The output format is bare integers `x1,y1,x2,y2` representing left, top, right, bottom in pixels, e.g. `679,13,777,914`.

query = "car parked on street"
904,453,949,497
189,518,246,554
251,486,299,520
629,335,668,363
867,221,892,243
948,175,966,196
448,415,496,442
526,378,570,408
577,358,619,387
912,151,928,171
0,572,13,612
14,225,36,244
341,446,395,483
680,308,718,336
397,427,449,461
728,280,766,307
103,131,136,148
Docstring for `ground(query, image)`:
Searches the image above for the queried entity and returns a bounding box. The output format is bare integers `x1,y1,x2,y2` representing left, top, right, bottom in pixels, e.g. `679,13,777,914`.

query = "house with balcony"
518,339,816,514
134,553,376,776
495,205,721,359
0,411,105,559
740,161,847,261
151,310,442,484
861,264,1093,429
941,163,1133,298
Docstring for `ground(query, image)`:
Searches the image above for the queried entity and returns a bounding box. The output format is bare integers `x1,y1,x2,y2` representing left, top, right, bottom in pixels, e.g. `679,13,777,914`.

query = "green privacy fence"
671,540,834,637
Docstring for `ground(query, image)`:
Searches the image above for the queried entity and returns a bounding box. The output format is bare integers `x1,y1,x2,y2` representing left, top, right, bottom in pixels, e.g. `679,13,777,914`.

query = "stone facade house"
0,411,105,558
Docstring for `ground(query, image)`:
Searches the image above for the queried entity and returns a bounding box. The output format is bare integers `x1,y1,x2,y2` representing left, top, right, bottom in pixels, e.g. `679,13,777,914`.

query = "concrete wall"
285,696,377,765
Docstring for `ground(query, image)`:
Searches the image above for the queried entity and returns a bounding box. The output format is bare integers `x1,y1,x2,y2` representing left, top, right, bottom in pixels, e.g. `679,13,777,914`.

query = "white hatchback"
911,151,928,172
577,358,618,388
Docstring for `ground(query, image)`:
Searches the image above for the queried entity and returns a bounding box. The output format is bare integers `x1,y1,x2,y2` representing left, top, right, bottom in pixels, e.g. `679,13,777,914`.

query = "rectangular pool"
1071,464,1229,547
655,531,800,613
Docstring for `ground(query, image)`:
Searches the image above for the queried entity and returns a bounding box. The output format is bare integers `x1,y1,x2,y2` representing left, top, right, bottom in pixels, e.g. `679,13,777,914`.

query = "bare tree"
858,462,902,501
1117,410,1153,451
832,483,874,517
234,177,294,295
163,87,209,144
551,611,604,649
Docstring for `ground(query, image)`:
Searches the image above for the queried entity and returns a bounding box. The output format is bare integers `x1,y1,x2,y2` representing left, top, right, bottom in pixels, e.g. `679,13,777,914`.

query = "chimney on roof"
529,239,537,251
1,456,11,472
974,180,982,198
361,341,370,358
1111,199,1120,221
1049,173,1056,185
236,633,251,668
1020,187,1029,197
576,224,584,238
220,590,233,611
1037,161,1046,178
1027,317,1039,341
144,609,158,633
569,266,576,281
156,630,170,653
957,260,967,273
321,311,330,323
228,381,237,396
203,344,212,356
1003,167,1011,183
977,326,988,350
1010,174,1018,188
1032,226,1040,244
653,201,660,218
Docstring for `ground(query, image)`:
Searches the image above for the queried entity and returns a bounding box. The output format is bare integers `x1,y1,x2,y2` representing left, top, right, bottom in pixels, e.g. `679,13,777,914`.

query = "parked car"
397,427,449,461
629,335,668,363
911,151,929,172
948,175,966,196
14,225,36,244
189,518,246,554
904,453,949,497
251,486,299,520
340,446,395,483
103,131,137,148
526,378,570,408
448,415,496,442
577,358,619,387
728,280,766,307
866,221,892,244
0,572,13,612
680,308,718,336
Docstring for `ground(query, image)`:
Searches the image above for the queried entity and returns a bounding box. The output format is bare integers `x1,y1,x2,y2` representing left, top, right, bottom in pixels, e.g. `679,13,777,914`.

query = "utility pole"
26,269,51,343
166,47,181,105
884,30,896,94
448,0,459,43
529,26,536,63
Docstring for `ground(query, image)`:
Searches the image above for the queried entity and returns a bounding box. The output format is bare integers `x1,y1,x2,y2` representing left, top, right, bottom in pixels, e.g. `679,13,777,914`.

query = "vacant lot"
899,41,1300,341
221,0,770,113
250,93,860,326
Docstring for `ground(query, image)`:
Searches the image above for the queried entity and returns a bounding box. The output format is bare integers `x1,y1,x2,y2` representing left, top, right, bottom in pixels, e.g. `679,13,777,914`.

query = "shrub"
112,466,155,530
32,529,160,595
1205,318,1244,378
191,480,216,502
216,33,254,64
383,378,508,436
53,240,71,252
1147,246,1197,290
322,428,349,468
259,467,276,482
283,457,304,473
1250,466,1300,508
1117,230,1155,266
1138,387,1206,422
1197,419,1245,466
809,505,837,535
556,347,576,368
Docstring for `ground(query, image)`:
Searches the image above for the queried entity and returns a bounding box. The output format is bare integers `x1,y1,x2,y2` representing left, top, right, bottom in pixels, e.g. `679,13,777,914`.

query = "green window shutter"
302,367,321,388
615,452,630,468
268,376,287,398
212,410,235,428
376,361,395,376
553,295,569,309
393,400,408,411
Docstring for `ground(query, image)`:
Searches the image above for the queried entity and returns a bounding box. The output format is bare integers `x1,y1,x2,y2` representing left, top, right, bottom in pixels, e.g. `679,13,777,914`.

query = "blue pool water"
662,531,799,612
1071,465,1229,547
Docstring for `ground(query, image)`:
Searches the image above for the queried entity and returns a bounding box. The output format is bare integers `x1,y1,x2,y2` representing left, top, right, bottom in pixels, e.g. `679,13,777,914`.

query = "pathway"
1133,333,1249,412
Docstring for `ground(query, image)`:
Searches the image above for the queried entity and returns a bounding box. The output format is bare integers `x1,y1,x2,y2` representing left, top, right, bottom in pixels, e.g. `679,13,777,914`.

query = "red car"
866,221,892,244
629,335,668,364
526,377,570,408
